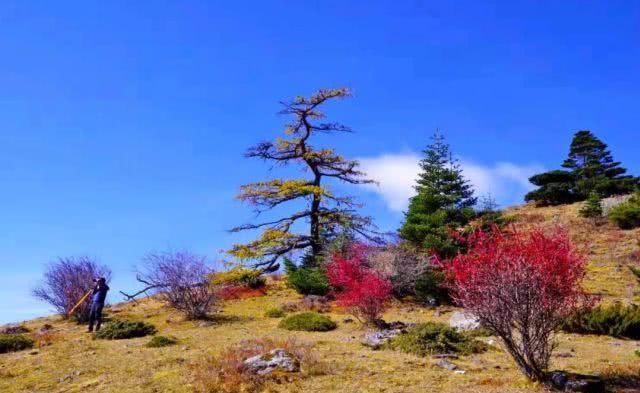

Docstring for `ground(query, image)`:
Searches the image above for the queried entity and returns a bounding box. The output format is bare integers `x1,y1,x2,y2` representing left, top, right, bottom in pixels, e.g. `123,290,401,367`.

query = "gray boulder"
436,359,460,371
548,371,605,393
362,330,400,350
362,321,410,350
449,311,480,331
243,349,301,376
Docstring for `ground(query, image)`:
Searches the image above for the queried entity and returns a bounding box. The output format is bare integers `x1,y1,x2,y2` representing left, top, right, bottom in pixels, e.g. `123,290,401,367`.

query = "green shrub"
284,258,330,296
146,335,178,348
94,320,157,340
264,308,286,318
635,349,640,358
609,192,640,229
278,312,337,332
0,334,34,354
415,268,450,305
385,322,487,357
562,304,640,339
579,192,603,218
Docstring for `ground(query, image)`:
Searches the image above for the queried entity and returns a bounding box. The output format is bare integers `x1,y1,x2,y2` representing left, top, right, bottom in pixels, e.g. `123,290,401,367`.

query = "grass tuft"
278,312,337,332
147,335,178,348
264,308,286,318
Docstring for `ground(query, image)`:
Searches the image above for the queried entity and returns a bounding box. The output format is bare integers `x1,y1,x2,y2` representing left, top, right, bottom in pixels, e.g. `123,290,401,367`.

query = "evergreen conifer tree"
526,130,638,206
579,191,603,218
562,130,636,197
400,131,476,257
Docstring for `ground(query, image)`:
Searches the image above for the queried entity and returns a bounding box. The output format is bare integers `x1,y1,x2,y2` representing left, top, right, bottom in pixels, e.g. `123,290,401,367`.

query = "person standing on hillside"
87,277,109,332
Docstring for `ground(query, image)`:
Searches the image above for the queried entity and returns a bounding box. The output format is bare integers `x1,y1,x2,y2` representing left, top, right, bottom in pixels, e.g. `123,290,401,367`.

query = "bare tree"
229,88,379,271
122,251,218,320
33,256,112,321
367,242,434,298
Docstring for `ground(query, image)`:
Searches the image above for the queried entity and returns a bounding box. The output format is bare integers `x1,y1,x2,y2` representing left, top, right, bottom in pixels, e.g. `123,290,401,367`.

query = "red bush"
326,244,392,324
442,226,589,382
217,285,266,301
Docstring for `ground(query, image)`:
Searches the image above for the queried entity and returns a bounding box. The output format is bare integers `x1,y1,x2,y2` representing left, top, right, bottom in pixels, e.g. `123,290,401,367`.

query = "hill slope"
1,201,639,393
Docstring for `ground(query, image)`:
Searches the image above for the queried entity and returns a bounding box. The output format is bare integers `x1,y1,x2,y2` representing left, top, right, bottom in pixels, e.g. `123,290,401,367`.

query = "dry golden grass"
190,336,326,393
507,202,640,304
0,201,638,392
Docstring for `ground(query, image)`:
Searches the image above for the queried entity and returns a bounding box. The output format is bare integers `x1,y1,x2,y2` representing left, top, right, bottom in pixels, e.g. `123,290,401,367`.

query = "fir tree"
579,191,603,218
400,131,476,257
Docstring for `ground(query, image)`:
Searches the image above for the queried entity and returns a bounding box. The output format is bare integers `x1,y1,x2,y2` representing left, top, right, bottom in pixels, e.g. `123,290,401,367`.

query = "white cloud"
358,153,543,212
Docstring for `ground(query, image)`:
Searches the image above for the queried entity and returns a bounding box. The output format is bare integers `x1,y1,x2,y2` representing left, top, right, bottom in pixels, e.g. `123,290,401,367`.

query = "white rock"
449,311,480,331
244,349,300,376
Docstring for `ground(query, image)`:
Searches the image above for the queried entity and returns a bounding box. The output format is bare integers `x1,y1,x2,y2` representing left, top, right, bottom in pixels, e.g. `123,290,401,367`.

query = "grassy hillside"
1,201,639,393
506,201,640,304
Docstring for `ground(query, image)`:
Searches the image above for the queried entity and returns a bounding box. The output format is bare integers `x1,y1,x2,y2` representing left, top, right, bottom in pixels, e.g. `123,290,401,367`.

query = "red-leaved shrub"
217,285,267,301
326,244,392,324
442,226,589,382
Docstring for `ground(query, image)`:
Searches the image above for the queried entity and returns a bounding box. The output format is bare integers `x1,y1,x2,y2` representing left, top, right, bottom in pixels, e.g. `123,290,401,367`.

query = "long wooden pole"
68,289,93,316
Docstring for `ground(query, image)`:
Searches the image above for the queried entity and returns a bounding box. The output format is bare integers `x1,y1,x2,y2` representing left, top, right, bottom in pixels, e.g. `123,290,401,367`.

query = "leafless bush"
126,251,218,320
368,242,433,298
32,256,111,321
281,295,331,313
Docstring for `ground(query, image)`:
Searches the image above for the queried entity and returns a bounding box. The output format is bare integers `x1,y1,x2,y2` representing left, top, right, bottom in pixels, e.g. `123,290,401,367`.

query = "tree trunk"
309,172,322,265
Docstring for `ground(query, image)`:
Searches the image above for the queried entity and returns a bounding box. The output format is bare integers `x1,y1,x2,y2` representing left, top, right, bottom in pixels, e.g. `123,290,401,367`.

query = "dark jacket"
91,284,109,304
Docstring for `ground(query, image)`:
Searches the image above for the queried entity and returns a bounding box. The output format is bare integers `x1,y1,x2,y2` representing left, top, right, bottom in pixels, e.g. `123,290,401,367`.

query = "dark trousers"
88,301,104,332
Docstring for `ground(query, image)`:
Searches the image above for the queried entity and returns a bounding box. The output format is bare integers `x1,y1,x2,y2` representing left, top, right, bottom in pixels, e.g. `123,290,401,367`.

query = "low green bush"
0,334,34,354
146,335,178,348
385,322,487,357
264,308,286,318
608,193,640,229
562,304,640,339
94,320,157,340
284,258,330,296
278,312,337,332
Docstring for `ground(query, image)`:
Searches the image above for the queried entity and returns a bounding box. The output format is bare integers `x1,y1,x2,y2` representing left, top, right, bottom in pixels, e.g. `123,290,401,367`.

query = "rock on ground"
243,349,301,376
436,359,460,371
548,371,605,393
449,312,480,331
361,321,411,350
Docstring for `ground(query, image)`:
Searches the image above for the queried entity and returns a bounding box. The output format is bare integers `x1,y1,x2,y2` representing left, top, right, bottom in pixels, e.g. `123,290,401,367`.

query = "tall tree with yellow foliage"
229,88,378,271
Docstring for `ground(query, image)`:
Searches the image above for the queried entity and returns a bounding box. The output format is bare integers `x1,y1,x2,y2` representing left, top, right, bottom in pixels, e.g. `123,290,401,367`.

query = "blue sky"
1,1,639,323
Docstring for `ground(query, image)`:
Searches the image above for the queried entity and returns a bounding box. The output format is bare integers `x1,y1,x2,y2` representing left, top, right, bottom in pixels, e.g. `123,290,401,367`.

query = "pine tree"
526,130,638,206
579,191,603,218
400,131,476,257
562,130,636,197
